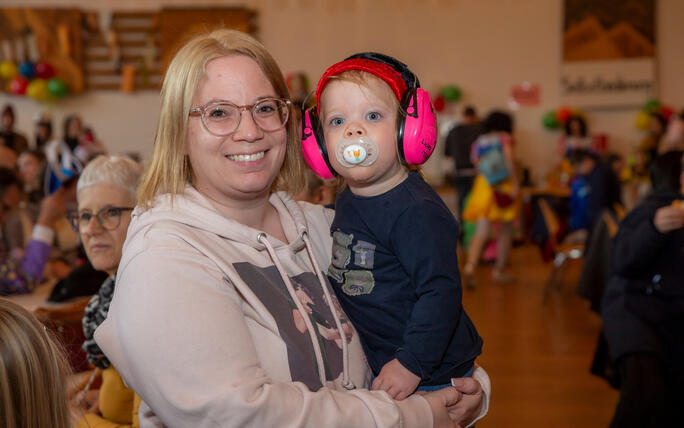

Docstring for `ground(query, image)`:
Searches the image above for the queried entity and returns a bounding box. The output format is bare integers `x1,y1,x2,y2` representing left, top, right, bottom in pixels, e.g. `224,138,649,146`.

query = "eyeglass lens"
202,99,289,135
73,207,125,232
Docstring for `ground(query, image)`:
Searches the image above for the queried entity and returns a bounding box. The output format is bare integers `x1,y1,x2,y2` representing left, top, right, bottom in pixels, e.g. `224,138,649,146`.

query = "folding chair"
539,198,584,300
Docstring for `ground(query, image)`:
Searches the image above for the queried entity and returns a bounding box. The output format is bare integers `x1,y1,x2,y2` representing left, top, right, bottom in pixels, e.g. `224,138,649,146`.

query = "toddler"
302,53,482,400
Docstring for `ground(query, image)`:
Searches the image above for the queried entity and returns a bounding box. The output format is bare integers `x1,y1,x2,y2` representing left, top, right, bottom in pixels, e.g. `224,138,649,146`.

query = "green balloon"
47,78,68,98
643,99,660,114
542,110,559,129
440,85,461,102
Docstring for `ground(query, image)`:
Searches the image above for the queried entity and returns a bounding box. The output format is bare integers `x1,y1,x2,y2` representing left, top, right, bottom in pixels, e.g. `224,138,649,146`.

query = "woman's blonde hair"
138,28,304,208
0,299,72,428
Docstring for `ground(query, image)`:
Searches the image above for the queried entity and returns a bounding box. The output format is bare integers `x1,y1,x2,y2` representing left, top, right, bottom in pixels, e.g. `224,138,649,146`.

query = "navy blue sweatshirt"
328,172,482,386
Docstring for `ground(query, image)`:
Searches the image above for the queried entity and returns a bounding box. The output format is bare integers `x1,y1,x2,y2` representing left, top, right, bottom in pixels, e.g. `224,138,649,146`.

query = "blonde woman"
95,29,489,427
0,298,72,428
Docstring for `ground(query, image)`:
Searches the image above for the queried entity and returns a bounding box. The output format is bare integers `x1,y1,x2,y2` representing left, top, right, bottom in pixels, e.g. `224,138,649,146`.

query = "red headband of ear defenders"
315,58,408,114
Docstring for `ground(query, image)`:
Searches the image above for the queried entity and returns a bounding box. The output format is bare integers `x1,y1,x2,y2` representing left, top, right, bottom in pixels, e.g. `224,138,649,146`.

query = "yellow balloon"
0,60,18,80
634,111,650,131
27,78,49,101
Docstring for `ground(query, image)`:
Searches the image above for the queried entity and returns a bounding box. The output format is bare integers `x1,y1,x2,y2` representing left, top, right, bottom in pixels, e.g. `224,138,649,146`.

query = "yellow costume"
74,366,141,428
462,175,519,223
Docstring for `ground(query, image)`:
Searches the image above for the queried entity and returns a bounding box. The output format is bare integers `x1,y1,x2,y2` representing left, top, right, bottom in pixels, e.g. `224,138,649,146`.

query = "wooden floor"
463,244,619,427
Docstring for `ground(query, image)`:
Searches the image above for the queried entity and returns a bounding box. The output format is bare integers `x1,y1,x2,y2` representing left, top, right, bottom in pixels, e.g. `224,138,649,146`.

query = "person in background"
661,110,684,154
567,149,622,236
74,126,107,164
601,150,684,428
34,112,53,150
44,115,83,195
559,115,592,156
18,149,46,198
296,168,336,208
94,29,487,428
0,145,18,169
462,111,519,287
0,298,73,428
5,150,47,263
444,105,481,221
640,112,668,163
0,104,29,155
70,155,143,428
0,167,67,294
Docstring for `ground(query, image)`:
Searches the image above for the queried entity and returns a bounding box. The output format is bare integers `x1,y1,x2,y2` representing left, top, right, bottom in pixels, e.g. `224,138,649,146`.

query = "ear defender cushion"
397,88,437,165
301,108,336,179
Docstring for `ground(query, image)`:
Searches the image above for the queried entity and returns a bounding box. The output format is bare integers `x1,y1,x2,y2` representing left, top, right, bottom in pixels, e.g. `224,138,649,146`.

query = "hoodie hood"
128,186,310,252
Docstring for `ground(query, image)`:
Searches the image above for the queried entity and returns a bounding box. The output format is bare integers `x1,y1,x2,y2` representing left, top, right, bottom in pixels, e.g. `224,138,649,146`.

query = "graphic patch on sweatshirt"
233,262,353,391
328,230,376,296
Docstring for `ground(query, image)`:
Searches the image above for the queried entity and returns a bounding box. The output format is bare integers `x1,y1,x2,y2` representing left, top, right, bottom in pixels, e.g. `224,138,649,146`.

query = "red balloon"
659,105,674,121
34,62,55,79
8,76,29,95
555,107,572,123
433,95,446,113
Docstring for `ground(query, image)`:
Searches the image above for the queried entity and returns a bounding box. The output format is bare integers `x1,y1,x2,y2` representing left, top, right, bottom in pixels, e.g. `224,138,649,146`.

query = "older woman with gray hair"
69,154,144,428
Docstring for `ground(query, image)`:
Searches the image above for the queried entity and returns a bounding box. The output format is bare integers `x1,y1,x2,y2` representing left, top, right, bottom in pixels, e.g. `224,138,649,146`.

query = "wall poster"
561,0,656,109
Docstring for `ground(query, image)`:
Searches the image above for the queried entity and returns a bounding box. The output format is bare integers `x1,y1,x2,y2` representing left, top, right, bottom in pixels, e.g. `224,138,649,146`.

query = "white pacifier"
335,136,379,168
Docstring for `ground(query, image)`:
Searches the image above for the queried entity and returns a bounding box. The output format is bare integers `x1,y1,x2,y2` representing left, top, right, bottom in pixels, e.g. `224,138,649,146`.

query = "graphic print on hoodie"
234,263,353,391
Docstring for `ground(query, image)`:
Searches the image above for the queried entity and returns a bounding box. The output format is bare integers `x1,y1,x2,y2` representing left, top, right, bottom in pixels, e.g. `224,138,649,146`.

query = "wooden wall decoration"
84,7,256,91
0,7,256,93
160,8,257,74
0,8,84,93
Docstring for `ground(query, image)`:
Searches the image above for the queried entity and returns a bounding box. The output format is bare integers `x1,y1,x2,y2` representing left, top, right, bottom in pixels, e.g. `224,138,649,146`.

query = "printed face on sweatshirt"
233,262,353,391
187,55,287,205
320,76,407,197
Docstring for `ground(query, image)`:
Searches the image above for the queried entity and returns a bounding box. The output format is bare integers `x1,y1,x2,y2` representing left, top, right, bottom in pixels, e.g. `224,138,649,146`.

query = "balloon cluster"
541,106,585,130
433,85,462,113
634,99,675,131
0,60,68,102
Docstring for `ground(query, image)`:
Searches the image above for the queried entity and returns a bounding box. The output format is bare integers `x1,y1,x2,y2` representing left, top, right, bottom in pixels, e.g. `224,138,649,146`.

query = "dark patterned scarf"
82,275,115,369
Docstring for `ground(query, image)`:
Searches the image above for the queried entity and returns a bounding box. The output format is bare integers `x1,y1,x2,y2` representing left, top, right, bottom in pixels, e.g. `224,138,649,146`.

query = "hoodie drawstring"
257,232,355,390
302,232,355,390
257,232,327,386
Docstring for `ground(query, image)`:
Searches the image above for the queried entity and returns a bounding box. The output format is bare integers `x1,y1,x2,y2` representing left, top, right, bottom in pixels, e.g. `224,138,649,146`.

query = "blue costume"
328,171,482,386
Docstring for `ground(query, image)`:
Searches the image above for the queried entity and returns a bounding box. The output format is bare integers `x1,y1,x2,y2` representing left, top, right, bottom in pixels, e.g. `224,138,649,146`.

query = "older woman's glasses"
189,98,291,136
69,206,134,232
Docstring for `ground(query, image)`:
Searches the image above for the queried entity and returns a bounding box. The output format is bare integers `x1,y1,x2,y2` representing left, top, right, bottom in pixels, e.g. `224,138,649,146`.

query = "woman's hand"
448,377,484,427
422,387,461,428
420,377,484,428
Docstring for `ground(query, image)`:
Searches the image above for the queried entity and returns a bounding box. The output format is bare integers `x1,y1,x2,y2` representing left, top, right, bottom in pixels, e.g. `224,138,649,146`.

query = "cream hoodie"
95,187,489,428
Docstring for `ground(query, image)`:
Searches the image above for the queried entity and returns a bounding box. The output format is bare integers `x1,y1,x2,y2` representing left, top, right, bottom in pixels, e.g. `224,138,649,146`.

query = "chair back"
34,298,91,372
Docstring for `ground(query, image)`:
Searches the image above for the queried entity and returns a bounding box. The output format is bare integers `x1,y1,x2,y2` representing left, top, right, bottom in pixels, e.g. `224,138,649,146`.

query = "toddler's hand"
371,358,420,401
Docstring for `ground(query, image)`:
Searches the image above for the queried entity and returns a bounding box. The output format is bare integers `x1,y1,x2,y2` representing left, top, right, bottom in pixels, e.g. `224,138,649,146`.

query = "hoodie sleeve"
96,230,432,428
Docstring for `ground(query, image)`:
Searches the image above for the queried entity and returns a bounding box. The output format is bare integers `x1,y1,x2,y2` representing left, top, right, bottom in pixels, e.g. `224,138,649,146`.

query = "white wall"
2,0,683,183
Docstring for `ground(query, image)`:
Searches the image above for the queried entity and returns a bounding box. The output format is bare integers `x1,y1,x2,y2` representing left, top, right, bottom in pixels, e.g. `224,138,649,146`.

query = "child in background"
302,53,483,400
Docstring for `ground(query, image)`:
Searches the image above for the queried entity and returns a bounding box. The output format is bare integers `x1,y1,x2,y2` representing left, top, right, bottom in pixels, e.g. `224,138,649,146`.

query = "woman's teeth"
227,151,265,162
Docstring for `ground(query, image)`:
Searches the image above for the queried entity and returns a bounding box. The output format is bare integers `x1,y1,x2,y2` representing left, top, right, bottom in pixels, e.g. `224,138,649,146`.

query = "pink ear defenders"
301,52,437,179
